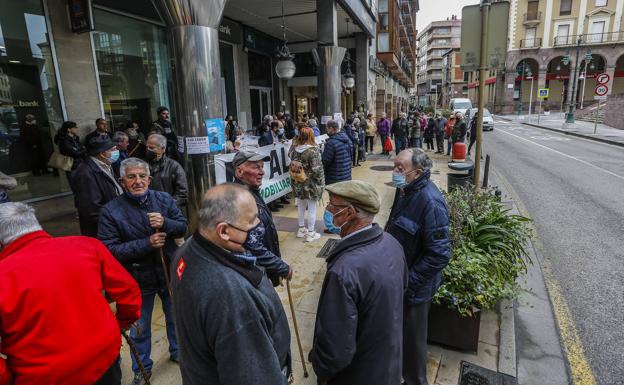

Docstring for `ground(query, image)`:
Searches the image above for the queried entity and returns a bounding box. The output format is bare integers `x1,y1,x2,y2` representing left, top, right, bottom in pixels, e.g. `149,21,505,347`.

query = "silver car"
465,108,494,131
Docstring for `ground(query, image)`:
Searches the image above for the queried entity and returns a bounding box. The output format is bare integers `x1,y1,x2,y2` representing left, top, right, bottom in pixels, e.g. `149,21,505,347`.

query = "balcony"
554,32,624,47
553,35,574,46
519,37,542,49
523,11,542,26
400,0,411,14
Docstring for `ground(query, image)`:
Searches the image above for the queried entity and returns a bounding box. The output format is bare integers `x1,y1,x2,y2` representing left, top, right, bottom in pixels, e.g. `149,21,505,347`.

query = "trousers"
403,301,431,385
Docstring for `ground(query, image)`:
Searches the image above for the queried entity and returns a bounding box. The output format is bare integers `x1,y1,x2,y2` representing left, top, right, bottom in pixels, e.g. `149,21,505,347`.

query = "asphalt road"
483,119,624,384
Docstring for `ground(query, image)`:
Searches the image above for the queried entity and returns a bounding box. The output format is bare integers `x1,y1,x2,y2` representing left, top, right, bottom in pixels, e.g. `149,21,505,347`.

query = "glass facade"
0,0,67,201
93,9,171,132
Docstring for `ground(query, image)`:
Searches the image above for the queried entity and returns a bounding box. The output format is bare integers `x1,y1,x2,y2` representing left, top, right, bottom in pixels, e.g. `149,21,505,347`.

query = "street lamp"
526,66,534,121
275,0,296,80
565,36,583,124
342,18,355,90
580,51,593,109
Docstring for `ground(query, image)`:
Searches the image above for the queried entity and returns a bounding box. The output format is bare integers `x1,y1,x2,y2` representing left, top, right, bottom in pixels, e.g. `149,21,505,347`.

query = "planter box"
427,302,481,352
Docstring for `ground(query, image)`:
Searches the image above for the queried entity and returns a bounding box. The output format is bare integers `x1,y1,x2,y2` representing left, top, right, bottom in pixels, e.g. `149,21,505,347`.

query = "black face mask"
228,222,262,250
145,149,158,162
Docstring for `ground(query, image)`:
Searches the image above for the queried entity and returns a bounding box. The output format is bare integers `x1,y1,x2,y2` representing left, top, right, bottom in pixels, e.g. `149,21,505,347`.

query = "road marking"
493,170,597,385
496,128,624,182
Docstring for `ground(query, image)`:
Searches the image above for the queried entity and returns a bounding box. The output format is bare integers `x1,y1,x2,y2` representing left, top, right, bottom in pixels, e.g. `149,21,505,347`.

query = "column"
604,66,616,96
502,69,517,114
537,68,548,113
314,0,345,130
152,0,227,229
355,33,369,112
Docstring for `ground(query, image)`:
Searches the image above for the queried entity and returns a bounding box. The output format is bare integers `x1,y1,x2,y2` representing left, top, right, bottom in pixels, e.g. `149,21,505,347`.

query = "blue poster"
205,118,225,153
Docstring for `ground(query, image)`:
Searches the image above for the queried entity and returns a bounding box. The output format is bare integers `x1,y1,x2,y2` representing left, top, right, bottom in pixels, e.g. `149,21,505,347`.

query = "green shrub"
434,186,533,317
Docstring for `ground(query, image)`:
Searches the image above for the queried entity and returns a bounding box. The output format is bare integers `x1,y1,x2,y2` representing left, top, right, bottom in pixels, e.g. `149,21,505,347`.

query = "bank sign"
214,143,292,203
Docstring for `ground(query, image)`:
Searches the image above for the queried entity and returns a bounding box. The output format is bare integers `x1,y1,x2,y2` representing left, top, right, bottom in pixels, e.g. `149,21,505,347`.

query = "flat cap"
87,135,115,155
326,180,380,214
232,150,270,168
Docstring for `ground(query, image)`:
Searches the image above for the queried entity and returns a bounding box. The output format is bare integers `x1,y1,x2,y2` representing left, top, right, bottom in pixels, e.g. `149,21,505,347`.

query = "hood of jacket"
294,144,315,153
329,131,351,145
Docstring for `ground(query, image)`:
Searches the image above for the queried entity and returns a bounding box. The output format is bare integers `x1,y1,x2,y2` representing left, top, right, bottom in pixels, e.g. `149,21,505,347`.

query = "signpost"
537,88,549,124
593,74,609,133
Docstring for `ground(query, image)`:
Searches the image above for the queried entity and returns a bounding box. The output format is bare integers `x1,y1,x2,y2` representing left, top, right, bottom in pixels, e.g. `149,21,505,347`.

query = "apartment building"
498,0,624,114
375,0,419,118
416,17,461,107
441,47,468,108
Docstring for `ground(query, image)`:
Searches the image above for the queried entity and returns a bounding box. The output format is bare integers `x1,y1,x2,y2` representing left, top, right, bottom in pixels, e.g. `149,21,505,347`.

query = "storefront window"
93,9,171,132
0,0,67,201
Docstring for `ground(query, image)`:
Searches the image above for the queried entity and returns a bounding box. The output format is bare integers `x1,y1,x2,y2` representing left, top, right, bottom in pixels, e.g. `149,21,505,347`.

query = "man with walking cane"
171,183,292,384
98,157,187,385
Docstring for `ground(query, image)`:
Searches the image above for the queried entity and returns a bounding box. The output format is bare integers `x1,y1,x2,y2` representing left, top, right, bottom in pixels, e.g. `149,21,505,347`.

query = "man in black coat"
391,112,409,155
171,183,291,385
310,180,407,385
151,106,181,164
145,134,188,212
72,136,122,237
84,118,113,144
232,151,291,286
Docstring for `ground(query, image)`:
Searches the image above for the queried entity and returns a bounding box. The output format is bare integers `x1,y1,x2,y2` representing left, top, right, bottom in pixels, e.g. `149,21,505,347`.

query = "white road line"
496,128,624,182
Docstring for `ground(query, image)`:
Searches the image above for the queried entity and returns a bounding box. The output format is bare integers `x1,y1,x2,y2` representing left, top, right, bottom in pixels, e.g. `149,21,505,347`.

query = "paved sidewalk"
497,113,624,147
41,147,517,385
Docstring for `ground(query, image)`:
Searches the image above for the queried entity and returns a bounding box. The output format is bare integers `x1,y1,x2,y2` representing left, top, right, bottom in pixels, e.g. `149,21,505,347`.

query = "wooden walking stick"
122,330,152,385
286,279,309,377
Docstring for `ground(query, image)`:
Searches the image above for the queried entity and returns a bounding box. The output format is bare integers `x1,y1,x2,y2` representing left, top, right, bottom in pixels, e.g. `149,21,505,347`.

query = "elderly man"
145,133,188,212
377,112,391,155
321,120,352,186
232,151,291,285
171,183,291,384
112,131,129,178
98,157,187,385
386,148,451,385
452,112,467,144
310,180,407,385
85,118,113,143
391,112,410,155
72,135,123,237
0,202,141,385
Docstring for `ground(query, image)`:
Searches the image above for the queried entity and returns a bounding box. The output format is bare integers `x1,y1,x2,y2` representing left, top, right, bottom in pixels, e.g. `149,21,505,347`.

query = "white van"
449,98,473,115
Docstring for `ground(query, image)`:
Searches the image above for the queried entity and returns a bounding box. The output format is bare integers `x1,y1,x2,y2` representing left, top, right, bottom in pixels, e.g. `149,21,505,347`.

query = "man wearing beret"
309,180,408,385
386,148,451,385
72,135,123,237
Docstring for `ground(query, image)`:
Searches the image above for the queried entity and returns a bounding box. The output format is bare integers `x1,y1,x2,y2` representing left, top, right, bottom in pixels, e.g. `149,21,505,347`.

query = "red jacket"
0,231,141,385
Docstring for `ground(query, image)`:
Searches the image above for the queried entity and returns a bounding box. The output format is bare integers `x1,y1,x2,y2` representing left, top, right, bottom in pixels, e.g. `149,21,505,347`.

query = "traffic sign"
538,88,549,98
594,84,608,96
596,73,610,85
594,95,607,100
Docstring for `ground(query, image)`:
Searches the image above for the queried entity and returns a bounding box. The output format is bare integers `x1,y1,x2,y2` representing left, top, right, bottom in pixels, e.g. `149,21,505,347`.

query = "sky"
416,0,480,32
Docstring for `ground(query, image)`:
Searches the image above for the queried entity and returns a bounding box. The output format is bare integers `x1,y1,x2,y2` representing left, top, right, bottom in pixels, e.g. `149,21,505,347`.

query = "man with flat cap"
309,180,408,385
232,151,291,286
72,135,122,237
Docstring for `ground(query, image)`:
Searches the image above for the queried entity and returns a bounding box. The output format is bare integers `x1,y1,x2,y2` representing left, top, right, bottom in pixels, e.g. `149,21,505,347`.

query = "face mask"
392,169,419,188
228,221,263,251
145,149,158,162
127,128,138,139
323,207,349,235
278,128,285,136
109,150,120,163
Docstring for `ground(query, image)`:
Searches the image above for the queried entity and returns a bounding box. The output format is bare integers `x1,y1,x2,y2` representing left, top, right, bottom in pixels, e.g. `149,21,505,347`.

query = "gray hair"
0,202,42,245
409,148,433,171
148,133,167,150
326,120,339,131
112,131,128,144
198,183,250,229
307,119,318,127
120,157,150,178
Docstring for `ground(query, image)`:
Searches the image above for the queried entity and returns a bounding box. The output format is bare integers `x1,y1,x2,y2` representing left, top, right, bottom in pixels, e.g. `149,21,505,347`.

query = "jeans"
395,136,407,155
380,134,388,154
130,288,178,373
411,137,422,148
446,138,452,155
436,136,444,153
403,301,431,385
365,136,374,152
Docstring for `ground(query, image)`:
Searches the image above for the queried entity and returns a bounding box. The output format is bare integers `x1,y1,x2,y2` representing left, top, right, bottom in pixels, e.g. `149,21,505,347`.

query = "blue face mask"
109,150,120,163
323,207,348,235
392,169,419,188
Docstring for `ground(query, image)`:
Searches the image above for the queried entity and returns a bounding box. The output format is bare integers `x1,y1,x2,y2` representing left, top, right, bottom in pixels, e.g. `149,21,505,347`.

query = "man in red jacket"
0,202,141,385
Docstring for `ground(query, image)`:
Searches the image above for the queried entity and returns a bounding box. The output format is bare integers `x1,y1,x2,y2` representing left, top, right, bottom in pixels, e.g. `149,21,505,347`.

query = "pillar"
537,68,548,113
604,66,616,96
152,0,227,229
355,33,369,113
501,69,517,114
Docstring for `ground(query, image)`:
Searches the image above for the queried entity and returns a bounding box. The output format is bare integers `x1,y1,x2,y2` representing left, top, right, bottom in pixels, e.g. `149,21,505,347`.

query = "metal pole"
538,97,542,124
474,0,490,188
565,37,581,123
594,102,600,134
580,61,588,109
528,76,534,122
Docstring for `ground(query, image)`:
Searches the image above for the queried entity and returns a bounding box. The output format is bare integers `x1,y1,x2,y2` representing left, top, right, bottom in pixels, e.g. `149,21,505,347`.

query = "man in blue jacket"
385,148,451,385
98,157,188,385
322,120,352,185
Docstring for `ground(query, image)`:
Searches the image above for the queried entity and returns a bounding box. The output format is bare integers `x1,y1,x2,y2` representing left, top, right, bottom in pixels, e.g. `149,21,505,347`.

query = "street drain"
458,361,517,385
316,238,339,259
370,165,394,171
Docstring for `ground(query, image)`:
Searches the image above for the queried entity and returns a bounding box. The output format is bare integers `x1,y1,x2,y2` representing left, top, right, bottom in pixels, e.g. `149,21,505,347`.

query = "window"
589,21,606,42
525,27,537,47
378,32,390,52
555,24,570,45
595,0,607,5
378,0,388,13
526,1,539,20
464,72,469,81
560,0,572,15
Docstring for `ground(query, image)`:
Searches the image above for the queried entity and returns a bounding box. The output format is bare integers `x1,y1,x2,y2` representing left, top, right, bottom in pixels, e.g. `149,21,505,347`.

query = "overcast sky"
416,0,480,32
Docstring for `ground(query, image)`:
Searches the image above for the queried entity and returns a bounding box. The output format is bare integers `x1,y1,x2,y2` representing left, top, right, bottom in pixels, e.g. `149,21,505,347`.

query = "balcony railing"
553,35,574,46
554,32,624,46
523,11,542,23
520,37,542,48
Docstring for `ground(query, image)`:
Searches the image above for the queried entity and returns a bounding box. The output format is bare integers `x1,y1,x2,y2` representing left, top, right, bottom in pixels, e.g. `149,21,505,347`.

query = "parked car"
449,98,473,116
465,108,494,131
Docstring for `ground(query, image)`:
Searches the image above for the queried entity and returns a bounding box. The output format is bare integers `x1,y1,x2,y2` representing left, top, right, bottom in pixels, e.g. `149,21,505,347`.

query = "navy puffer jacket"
322,131,352,185
98,190,187,290
385,170,451,305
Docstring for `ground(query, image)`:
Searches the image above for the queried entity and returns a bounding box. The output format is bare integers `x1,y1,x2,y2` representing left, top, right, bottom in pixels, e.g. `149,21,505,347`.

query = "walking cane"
122,330,152,385
286,280,309,378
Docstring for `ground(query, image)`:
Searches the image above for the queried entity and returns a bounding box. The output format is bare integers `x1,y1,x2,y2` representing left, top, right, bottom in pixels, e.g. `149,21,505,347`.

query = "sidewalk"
41,147,517,385
497,113,624,147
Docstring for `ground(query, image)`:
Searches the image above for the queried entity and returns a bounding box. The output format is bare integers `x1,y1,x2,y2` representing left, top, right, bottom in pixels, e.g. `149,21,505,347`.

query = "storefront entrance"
250,87,273,130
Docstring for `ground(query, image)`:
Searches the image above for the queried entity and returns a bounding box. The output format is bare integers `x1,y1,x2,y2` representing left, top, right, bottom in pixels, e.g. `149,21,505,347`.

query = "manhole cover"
458,361,517,385
316,238,339,259
370,165,394,171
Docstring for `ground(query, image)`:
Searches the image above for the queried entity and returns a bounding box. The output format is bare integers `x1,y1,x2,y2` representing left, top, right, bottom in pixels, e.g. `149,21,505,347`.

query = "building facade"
441,47,468,108
416,17,462,107
498,0,624,114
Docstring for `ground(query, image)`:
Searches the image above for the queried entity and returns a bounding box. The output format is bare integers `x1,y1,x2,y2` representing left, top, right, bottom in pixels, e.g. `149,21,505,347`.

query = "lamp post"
526,66,534,121
275,0,296,112
565,36,583,124
579,52,593,109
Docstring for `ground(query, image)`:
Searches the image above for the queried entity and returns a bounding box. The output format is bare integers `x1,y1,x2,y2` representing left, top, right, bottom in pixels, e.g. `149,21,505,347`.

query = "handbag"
48,151,73,171
383,137,394,153
289,160,307,183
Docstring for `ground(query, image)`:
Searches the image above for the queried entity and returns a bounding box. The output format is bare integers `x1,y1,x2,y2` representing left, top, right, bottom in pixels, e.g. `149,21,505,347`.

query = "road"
483,119,624,384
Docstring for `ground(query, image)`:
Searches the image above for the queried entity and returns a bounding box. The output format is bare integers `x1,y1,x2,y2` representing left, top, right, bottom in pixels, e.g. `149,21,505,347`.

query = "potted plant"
427,187,533,352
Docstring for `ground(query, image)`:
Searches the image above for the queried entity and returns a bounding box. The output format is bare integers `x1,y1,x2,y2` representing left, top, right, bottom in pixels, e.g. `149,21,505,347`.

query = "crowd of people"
0,105,454,385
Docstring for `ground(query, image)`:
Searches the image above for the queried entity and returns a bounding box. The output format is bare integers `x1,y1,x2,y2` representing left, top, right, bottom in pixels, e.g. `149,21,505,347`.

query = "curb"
522,123,624,148
498,299,516,377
